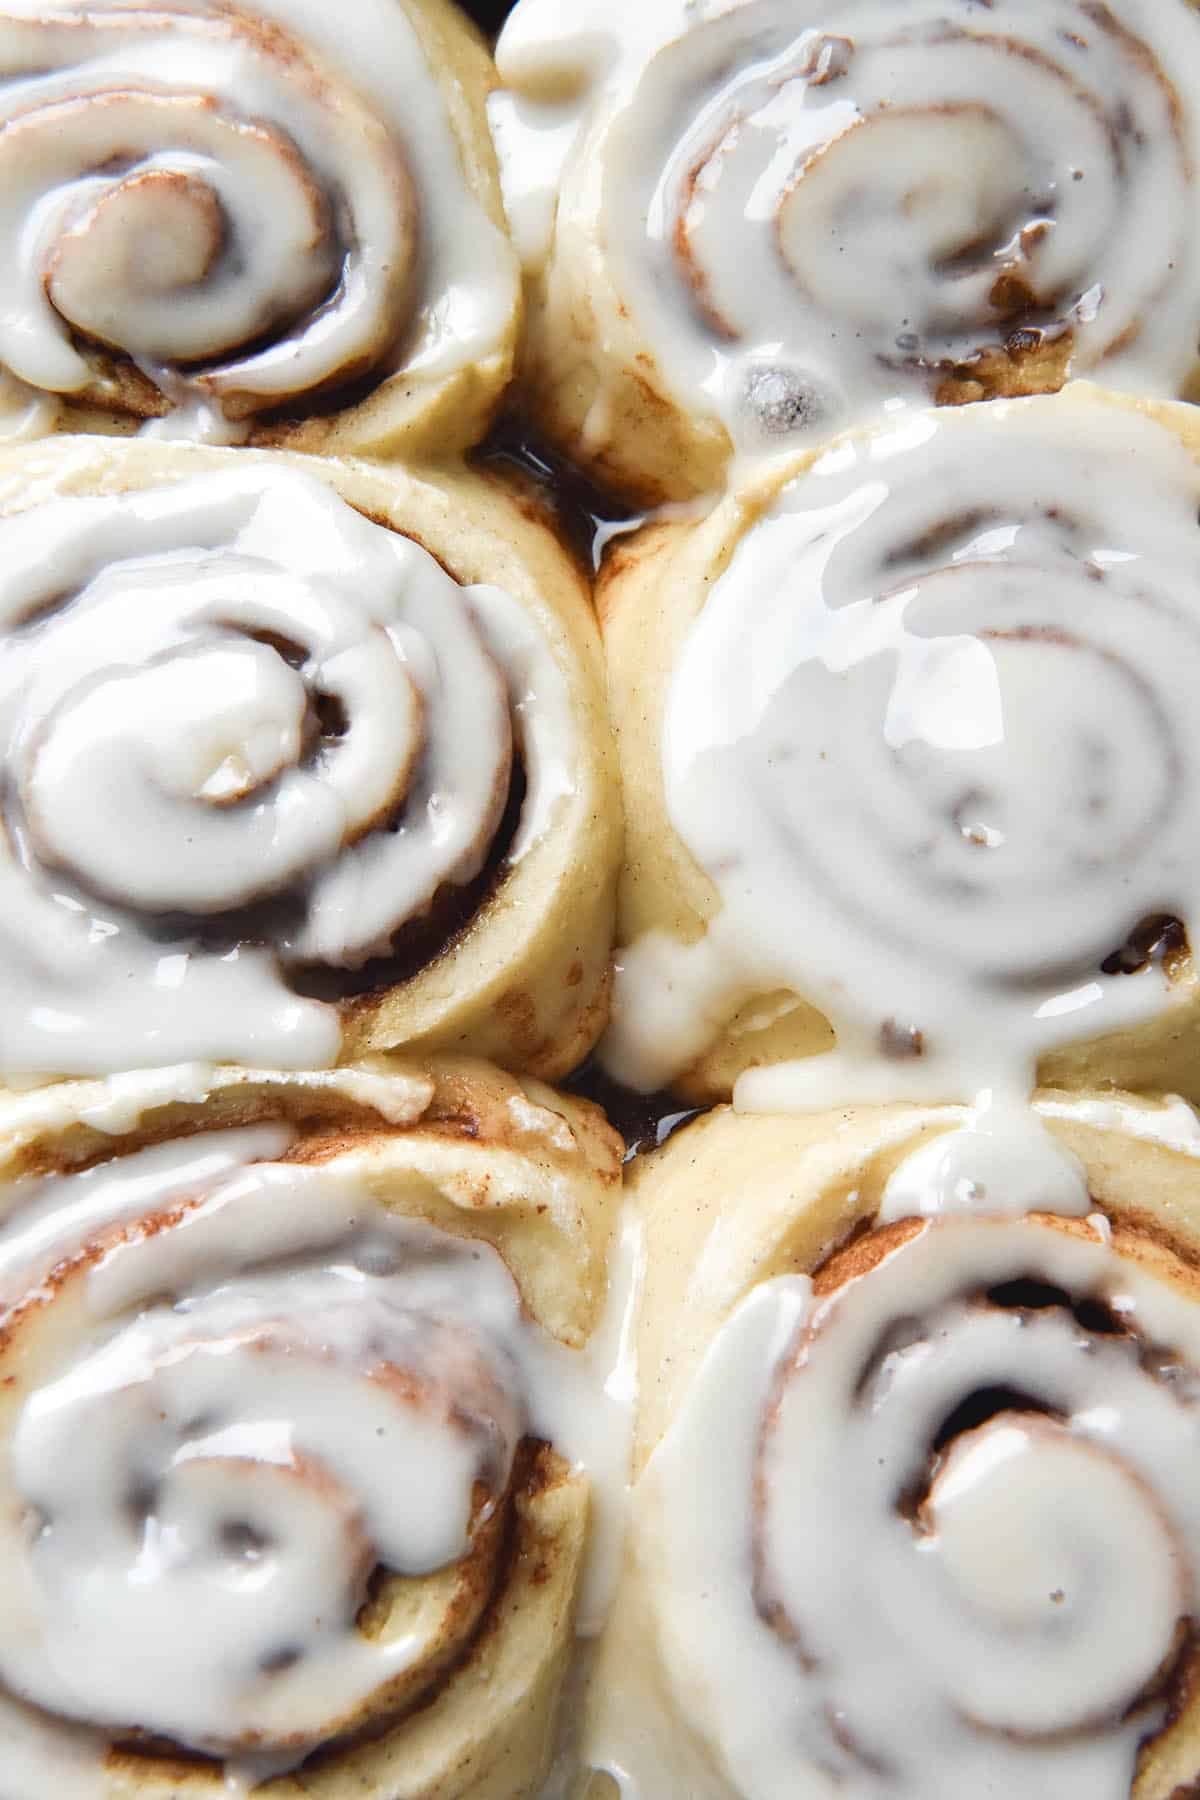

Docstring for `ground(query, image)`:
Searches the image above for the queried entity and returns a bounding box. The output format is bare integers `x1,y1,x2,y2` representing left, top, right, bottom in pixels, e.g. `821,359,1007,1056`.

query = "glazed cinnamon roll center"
696,547,1178,975
750,1215,1200,1778
772,103,1063,333
0,3,430,414
17,587,438,917
920,1415,1182,1730
498,0,1200,465
0,1175,544,1753
621,402,1200,1105
49,162,229,316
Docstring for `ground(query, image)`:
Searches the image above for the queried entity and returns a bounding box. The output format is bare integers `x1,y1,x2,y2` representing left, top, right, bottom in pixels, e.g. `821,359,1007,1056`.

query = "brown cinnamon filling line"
1102,913,1190,980
98,1438,568,1781
0,482,540,1009
749,1216,1200,1776
18,2,422,423
0,1184,565,1768
63,232,411,427
5,743,525,1001
1,1021,604,1189
294,754,527,1005
662,13,1185,408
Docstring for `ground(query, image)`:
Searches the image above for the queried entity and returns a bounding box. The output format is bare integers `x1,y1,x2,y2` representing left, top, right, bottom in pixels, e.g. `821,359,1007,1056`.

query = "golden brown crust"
520,261,731,507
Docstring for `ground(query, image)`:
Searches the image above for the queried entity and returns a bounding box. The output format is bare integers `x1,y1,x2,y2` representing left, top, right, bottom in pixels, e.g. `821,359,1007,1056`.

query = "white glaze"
0,465,573,1078
0,1123,292,1310
495,0,1200,457
0,1128,633,1790
603,1210,1200,1798
878,1098,1088,1224
604,399,1200,1106
0,1062,437,1147
1036,1091,1200,1156
574,1201,643,1635
0,0,518,433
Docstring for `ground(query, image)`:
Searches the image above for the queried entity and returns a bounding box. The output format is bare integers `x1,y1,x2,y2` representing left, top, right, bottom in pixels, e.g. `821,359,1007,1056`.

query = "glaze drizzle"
605,398,1200,1106
0,1125,628,1789
637,1205,1200,1798
0,0,518,436
0,465,570,1077
495,0,1200,456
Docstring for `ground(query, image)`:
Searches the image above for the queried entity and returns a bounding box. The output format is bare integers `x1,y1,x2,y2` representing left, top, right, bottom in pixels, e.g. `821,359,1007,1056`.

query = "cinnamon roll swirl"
495,0,1200,500
583,1091,1200,1800
0,0,520,453
0,437,619,1083
0,1055,625,1798
600,387,1200,1109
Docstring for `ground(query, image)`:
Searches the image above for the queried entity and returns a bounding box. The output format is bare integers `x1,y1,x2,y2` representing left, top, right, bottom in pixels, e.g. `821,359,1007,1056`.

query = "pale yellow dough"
507,0,1200,503
599,385,1200,1106
0,1056,624,1799
0,0,521,461
0,435,622,1083
579,1093,1200,1800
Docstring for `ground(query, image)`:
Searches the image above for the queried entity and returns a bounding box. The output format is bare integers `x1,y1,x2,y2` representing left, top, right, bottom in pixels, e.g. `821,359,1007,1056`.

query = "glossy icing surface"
495,0,1200,455
0,464,572,1077
620,1204,1200,1799
4,3,1200,1796
0,0,518,434
0,1126,636,1791
606,399,1200,1106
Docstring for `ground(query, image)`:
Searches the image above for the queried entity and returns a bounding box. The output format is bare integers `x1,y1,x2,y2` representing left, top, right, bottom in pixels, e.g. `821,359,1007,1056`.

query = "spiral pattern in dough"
0,1116,599,1785
0,464,528,1075
609,394,1200,1103
0,0,517,442
497,0,1200,491
651,1207,1200,1799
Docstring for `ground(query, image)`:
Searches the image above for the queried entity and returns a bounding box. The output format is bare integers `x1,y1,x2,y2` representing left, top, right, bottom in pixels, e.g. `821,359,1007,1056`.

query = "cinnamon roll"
0,437,620,1083
494,0,1200,500
583,1090,1200,1800
0,1054,626,1797
600,386,1200,1109
0,0,521,454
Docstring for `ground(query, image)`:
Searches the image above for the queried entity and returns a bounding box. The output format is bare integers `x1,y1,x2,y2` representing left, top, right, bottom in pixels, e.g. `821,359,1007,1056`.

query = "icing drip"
604,399,1200,1105
495,0,1200,453
0,1129,631,1789
626,1210,1200,1799
0,0,517,430
0,466,571,1078
0,1124,293,1309
877,1099,1089,1224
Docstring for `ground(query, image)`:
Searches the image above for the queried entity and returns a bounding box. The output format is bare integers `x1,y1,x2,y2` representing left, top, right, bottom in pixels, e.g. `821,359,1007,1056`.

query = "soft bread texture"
626,1097,1200,1460
0,435,622,1084
0,1056,623,1345
499,0,1200,503
599,384,1200,1106
0,0,521,458
579,1093,1200,1799
0,1057,623,1797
